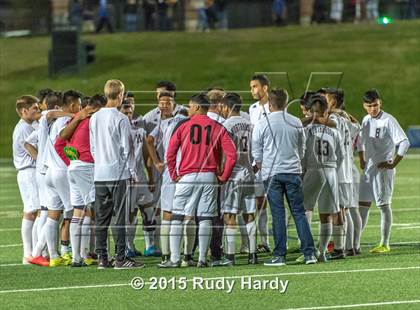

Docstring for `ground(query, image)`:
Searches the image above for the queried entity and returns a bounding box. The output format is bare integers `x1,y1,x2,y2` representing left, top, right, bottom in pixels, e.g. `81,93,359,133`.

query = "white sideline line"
0,265,420,294
0,243,22,248
0,228,20,232
281,299,420,310
398,226,420,230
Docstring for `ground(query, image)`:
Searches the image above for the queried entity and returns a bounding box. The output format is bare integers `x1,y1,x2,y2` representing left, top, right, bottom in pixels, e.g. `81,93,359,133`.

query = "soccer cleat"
239,245,250,254
71,260,87,267
345,248,356,256
144,246,162,257
210,257,233,267
49,257,66,267
295,254,305,263
61,253,72,266
181,255,195,267
114,258,145,269
248,253,258,265
369,244,390,254
29,256,50,267
355,248,362,255
330,249,346,260
126,249,137,259
98,257,112,269
133,248,143,257
197,261,209,268
257,244,271,254
304,255,317,265
22,256,34,265
264,256,286,266
158,260,180,268
327,241,334,254
83,257,97,266
317,252,330,263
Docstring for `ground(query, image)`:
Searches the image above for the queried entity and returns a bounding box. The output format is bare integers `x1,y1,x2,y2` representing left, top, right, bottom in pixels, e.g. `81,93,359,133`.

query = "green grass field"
1,21,420,157
0,154,419,309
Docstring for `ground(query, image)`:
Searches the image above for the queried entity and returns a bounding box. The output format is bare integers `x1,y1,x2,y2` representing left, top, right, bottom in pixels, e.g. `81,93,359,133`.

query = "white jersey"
150,117,172,162
330,113,352,183
303,123,344,170
223,115,254,180
13,119,36,171
249,101,270,126
89,107,135,182
240,111,250,120
207,111,225,124
44,116,71,171
359,111,408,173
143,104,185,134
131,125,148,183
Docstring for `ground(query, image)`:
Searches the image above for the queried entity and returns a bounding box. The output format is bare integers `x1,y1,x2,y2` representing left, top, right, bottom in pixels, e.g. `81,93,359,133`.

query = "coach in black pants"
89,79,143,269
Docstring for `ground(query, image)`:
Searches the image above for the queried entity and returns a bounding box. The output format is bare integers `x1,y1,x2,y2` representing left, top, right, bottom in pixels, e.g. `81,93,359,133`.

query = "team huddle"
12,75,409,269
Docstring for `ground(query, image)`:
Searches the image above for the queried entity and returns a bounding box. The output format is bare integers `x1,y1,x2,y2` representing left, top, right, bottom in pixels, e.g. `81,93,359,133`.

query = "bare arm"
24,142,38,160
46,110,73,124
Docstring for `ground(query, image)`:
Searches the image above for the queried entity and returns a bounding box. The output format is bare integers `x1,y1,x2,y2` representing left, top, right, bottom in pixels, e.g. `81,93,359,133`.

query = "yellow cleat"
49,257,66,267
83,257,97,266
369,244,391,253
61,253,72,266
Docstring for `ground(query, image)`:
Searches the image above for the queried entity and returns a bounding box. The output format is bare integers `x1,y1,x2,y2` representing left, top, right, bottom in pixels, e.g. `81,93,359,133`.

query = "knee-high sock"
198,220,212,263
380,205,392,247
246,221,257,254
225,227,236,255
333,225,344,250
32,222,47,257
359,206,370,231
126,216,137,250
45,218,59,259
21,218,34,258
37,210,48,244
169,219,183,263
70,217,82,262
32,216,39,249
81,216,91,259
160,219,171,256
143,207,155,249
183,219,196,256
345,211,354,250
258,207,269,246
154,213,161,249
319,222,332,254
350,208,362,250
237,215,249,247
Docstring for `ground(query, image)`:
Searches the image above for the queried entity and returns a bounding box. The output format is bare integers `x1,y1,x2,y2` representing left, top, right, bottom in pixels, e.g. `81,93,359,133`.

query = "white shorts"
221,179,256,215
303,168,340,215
45,168,72,212
130,177,154,211
254,171,265,197
350,165,360,208
172,172,218,218
159,169,176,213
67,161,95,207
339,183,352,208
17,168,39,213
359,166,395,206
36,172,49,208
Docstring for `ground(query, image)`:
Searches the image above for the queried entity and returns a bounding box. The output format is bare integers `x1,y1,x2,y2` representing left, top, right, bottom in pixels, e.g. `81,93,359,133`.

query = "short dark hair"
158,91,173,99
63,90,83,106
251,74,270,88
363,89,381,103
269,89,288,110
45,91,63,109
206,86,225,92
222,92,242,113
16,95,39,112
81,96,90,109
156,80,176,92
37,88,53,102
125,91,134,98
308,94,328,112
88,94,107,109
300,91,317,108
177,108,188,117
190,92,211,110
120,102,133,111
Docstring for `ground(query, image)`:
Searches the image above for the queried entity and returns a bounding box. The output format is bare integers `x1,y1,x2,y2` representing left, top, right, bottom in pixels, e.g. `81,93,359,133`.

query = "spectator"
143,0,156,30
195,0,210,31
95,0,114,33
272,0,286,26
157,0,171,31
214,0,228,30
124,0,140,32
68,0,83,32
366,0,379,21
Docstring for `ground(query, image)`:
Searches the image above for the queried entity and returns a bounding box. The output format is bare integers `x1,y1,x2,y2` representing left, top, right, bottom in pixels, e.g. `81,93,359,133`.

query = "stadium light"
377,16,393,25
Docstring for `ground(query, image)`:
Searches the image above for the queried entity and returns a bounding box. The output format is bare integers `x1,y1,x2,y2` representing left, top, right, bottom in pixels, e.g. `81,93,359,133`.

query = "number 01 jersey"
303,124,344,170
223,115,255,181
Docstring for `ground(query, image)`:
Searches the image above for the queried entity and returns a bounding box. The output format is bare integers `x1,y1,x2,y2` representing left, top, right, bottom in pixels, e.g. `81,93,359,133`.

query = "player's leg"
237,213,250,253
70,206,84,266
359,172,374,230
224,213,237,264
345,208,355,255
182,214,196,267
141,204,157,256
318,213,333,262
256,183,271,253
243,190,257,264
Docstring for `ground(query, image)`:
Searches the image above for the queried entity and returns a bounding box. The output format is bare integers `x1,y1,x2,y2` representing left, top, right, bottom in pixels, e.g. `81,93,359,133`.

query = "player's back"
13,119,36,170
303,123,343,170
45,116,71,170
223,115,254,180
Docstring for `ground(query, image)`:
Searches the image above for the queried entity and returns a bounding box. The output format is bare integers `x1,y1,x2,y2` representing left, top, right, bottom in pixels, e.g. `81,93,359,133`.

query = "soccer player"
302,94,344,262
13,95,40,264
249,74,271,253
90,79,143,269
252,89,316,266
358,89,410,253
162,93,237,267
220,92,258,265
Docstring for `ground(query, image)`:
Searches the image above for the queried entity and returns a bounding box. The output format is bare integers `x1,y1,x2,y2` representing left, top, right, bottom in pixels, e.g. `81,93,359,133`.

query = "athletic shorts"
150,169,162,205
17,168,39,213
130,179,153,212
254,171,265,197
221,179,256,215
45,168,72,212
339,183,352,208
159,169,176,213
350,166,360,208
359,166,395,206
172,172,218,218
67,160,95,207
36,171,49,207
303,168,340,215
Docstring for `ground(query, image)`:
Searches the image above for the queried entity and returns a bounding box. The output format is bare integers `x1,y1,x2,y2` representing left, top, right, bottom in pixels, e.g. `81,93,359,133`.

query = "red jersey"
166,114,237,182
54,136,70,166
67,117,94,163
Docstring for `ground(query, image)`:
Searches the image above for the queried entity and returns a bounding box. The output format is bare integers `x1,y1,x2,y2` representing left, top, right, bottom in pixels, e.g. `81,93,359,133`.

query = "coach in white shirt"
252,89,316,266
90,79,142,269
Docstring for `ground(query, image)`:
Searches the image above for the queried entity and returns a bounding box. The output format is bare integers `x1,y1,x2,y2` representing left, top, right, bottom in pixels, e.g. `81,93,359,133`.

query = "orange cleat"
29,256,50,267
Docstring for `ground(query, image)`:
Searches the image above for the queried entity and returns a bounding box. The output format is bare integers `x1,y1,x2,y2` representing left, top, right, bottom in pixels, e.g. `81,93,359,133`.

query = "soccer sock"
32,216,39,248
37,210,48,242
237,215,249,248
154,212,161,249
183,219,196,256
142,207,155,249
60,240,70,255
380,205,392,247
345,211,354,250
70,217,82,262
127,216,137,251
32,225,46,258
144,230,154,249
21,218,33,258
225,227,236,255
319,222,332,254
305,210,313,226
80,216,91,259
246,221,257,254
333,225,344,250
160,220,171,256
45,218,59,259
198,220,212,263
359,206,370,231
258,207,269,246
169,219,183,263
350,208,362,250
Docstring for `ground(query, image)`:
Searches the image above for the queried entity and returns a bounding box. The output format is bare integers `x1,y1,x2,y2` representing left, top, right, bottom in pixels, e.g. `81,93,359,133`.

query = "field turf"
0,154,419,309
